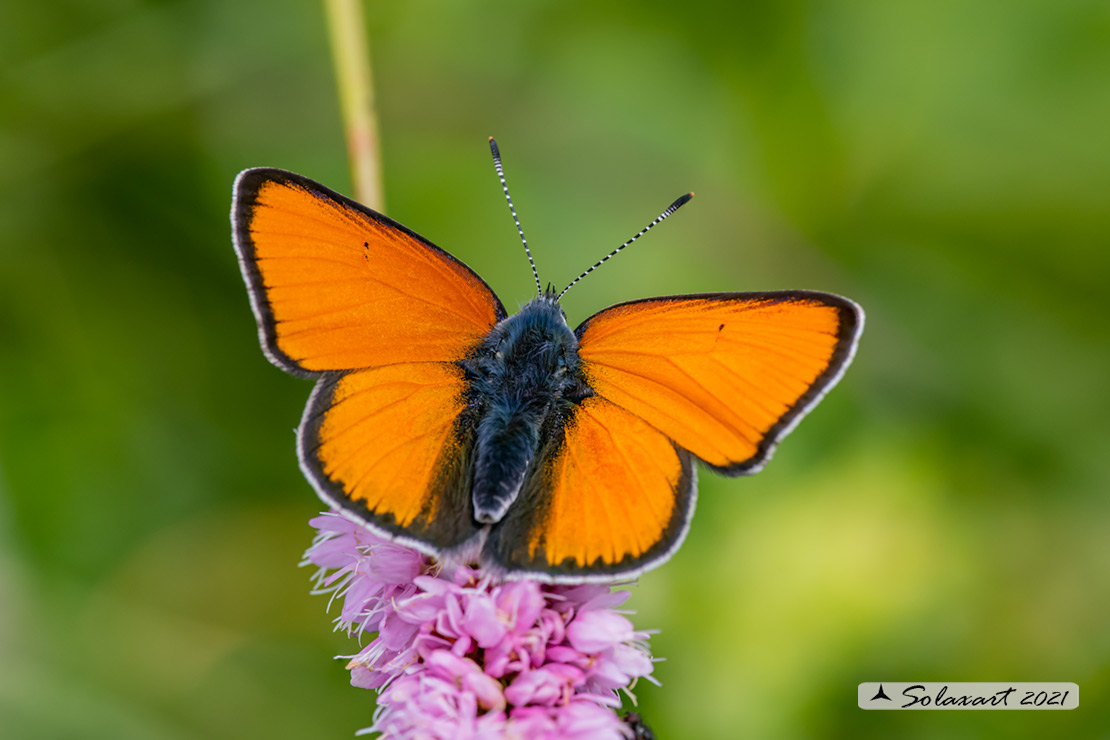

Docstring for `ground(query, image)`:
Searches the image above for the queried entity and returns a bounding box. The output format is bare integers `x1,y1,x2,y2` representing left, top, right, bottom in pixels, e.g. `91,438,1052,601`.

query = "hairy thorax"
460,294,591,523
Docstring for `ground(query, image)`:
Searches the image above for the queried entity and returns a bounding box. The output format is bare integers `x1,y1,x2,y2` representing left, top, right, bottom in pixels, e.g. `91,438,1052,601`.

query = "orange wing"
485,395,696,581
232,169,504,551
232,168,505,375
575,292,862,474
486,291,860,580
299,363,481,549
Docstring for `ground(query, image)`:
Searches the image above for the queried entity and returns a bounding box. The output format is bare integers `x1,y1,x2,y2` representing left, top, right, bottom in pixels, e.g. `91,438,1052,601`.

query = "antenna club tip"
669,192,694,210
488,137,501,155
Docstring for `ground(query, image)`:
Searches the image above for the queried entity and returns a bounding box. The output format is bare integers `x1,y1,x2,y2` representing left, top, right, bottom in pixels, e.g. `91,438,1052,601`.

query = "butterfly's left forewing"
233,168,505,374
300,363,480,549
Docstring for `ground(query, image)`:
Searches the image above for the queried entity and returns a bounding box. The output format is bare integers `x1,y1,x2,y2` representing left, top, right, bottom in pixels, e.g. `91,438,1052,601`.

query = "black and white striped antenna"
489,137,543,297
556,191,694,302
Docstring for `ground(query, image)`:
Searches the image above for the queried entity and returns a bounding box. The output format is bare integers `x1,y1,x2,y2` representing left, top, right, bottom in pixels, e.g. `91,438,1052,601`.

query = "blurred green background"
2,0,1109,737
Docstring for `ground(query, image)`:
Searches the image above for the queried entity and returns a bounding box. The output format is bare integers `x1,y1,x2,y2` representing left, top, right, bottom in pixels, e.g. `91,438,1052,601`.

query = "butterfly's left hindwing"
300,363,482,550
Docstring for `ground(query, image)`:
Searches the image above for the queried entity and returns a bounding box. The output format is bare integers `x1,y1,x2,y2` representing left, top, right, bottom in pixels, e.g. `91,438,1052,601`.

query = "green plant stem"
324,0,385,211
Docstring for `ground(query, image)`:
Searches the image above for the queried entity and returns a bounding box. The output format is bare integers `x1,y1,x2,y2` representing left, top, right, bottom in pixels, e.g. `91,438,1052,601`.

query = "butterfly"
231,139,863,583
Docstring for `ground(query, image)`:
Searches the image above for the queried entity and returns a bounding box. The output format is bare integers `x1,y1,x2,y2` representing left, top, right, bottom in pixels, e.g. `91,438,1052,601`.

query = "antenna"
556,192,694,302
489,137,542,296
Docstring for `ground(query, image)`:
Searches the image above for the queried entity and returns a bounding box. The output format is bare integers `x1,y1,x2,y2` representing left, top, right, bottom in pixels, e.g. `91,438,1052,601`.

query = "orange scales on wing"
577,296,845,468
315,363,466,527
533,397,680,567
248,178,501,370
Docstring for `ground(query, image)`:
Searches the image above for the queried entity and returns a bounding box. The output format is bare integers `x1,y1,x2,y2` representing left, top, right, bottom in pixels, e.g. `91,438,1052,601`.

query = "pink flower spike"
303,512,660,738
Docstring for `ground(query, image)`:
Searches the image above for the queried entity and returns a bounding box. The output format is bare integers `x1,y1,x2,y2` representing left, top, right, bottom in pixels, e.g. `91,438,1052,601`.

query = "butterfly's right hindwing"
484,395,697,582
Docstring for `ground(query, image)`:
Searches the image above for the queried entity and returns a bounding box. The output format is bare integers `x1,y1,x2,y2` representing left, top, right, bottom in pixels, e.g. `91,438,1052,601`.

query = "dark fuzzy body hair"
460,293,591,523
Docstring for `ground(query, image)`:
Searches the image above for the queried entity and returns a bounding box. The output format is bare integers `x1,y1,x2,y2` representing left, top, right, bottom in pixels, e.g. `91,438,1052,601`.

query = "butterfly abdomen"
472,397,545,523
464,296,589,524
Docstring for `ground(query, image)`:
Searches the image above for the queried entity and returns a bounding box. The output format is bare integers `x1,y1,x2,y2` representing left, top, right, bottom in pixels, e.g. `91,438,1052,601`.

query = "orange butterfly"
231,140,863,582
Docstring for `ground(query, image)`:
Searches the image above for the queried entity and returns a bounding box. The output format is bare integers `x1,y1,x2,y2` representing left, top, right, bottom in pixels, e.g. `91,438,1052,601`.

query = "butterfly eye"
555,352,567,369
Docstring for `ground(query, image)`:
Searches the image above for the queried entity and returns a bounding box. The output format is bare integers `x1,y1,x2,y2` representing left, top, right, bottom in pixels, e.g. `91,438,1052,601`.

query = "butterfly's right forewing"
574,291,863,475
